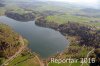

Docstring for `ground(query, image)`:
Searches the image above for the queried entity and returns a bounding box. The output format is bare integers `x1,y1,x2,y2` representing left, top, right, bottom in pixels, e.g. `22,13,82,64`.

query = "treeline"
5,10,36,22
58,22,100,48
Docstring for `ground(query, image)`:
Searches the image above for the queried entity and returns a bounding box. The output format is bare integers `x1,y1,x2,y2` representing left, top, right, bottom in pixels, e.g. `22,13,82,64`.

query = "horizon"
40,0,99,9
1,0,100,9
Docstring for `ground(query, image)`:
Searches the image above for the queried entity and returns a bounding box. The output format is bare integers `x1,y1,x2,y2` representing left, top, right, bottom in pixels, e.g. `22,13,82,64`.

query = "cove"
0,16,69,58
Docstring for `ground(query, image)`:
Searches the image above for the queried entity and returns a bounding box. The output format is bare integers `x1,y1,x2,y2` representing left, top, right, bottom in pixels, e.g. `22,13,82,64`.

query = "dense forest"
5,11,36,22
58,22,100,47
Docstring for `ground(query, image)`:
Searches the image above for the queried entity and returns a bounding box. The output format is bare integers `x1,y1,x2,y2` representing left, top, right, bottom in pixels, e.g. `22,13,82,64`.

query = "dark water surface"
0,16,69,58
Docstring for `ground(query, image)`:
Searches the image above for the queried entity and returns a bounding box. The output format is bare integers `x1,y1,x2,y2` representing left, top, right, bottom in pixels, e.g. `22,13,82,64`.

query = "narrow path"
35,55,44,66
80,49,95,66
1,36,26,66
69,63,72,66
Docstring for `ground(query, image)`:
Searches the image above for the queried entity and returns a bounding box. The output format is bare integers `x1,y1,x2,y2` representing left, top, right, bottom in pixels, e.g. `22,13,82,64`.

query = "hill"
0,23,23,65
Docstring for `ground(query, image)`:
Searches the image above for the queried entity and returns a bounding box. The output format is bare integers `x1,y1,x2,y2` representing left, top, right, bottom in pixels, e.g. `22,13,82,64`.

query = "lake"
0,16,69,58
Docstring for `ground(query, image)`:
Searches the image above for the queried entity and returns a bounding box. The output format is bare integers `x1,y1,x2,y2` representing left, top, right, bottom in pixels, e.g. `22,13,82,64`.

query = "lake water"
0,16,69,58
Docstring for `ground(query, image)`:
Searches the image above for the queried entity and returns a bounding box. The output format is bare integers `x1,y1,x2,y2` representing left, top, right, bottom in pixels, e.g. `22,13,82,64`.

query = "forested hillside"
0,23,22,63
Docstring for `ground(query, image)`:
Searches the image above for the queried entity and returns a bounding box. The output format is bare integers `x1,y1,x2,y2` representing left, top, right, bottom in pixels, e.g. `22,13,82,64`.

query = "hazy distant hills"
2,0,100,9
0,0,5,7
0,3,4,7
81,8,100,13
1,0,100,16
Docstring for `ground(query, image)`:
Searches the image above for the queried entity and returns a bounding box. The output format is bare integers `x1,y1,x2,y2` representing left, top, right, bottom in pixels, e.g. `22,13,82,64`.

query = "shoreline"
1,15,99,66
34,17,97,62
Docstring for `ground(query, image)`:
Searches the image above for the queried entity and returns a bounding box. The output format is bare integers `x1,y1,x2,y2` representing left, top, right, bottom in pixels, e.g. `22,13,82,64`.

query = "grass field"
7,53,40,66
46,14,100,27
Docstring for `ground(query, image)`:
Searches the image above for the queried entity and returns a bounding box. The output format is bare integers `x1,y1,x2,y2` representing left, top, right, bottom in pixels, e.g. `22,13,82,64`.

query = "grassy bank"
7,49,40,66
